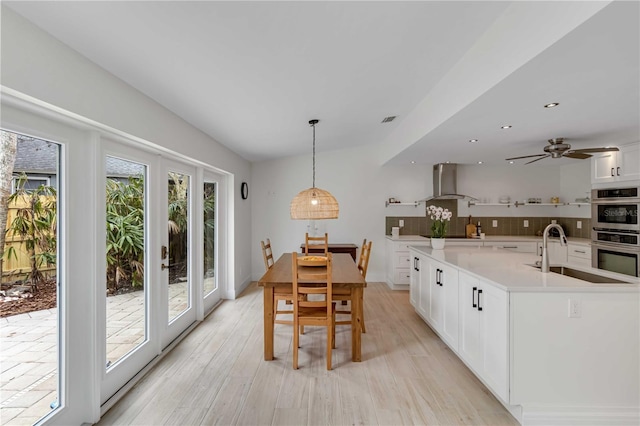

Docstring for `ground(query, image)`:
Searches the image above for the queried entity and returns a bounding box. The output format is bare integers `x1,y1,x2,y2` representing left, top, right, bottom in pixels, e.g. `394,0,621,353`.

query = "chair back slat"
304,232,329,255
261,238,274,271
357,239,372,279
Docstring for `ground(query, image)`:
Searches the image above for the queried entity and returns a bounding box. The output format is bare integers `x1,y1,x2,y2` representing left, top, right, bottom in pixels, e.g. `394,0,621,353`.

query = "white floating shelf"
468,201,591,208
385,201,421,207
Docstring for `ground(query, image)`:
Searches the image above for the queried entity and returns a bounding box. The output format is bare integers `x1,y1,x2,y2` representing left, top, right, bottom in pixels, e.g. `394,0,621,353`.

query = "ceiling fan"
506,138,619,164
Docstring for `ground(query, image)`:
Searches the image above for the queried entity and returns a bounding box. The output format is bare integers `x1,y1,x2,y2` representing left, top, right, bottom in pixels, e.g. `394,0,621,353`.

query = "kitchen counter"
409,245,639,292
387,234,592,245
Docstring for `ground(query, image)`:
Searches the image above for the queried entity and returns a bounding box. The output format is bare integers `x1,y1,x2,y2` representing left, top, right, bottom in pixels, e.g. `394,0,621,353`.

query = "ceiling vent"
381,116,397,123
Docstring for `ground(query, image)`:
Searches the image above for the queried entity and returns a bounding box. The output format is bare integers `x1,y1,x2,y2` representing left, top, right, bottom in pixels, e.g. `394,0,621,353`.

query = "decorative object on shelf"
550,196,560,204
240,182,249,200
499,195,510,204
427,205,452,249
290,119,339,219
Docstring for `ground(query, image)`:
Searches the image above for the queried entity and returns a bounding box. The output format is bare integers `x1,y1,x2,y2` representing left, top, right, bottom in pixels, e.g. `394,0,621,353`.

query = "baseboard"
522,405,640,425
384,279,409,291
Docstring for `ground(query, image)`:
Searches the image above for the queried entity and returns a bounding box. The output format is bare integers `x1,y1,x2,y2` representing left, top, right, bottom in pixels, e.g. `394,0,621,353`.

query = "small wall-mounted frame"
241,181,249,200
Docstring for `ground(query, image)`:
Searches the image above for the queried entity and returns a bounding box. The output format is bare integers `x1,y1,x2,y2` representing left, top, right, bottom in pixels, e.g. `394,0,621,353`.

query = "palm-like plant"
106,176,145,292
5,173,57,290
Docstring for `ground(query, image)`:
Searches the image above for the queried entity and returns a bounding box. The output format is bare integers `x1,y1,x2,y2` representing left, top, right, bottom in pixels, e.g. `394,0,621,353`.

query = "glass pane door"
202,170,224,312
0,131,61,424
162,159,196,347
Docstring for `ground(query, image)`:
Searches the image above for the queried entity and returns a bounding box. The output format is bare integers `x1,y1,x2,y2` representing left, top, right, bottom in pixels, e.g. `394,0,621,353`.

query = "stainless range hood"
420,163,477,202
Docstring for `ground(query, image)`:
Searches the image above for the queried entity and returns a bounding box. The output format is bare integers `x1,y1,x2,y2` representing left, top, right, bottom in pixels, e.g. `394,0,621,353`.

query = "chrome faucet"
541,223,568,273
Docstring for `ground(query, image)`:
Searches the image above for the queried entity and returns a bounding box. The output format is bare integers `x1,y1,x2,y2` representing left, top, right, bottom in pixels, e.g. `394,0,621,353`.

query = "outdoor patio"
1,283,188,425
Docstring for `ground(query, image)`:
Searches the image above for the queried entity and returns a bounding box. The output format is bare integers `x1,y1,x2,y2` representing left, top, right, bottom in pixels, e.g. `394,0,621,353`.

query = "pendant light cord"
312,121,316,188
309,119,319,189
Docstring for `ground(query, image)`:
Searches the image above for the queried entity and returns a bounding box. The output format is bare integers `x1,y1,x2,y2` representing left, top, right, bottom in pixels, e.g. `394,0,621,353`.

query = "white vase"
431,238,446,250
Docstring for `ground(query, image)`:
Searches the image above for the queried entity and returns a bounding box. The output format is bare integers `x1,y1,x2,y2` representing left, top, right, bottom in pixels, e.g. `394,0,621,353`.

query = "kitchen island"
409,244,639,426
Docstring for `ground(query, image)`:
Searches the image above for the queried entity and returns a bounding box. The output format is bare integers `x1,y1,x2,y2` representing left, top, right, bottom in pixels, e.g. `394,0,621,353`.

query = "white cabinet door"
592,143,640,184
619,143,640,181
458,271,509,403
592,152,618,184
459,272,482,372
440,263,459,350
427,260,441,330
409,253,419,308
479,284,509,402
417,256,430,319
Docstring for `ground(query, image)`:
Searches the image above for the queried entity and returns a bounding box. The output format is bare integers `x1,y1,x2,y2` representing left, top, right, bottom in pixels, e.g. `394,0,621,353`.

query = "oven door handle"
591,241,640,254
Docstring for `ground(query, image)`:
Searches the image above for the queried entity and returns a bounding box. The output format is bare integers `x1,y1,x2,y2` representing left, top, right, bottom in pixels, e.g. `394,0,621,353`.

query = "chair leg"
293,319,299,370
326,320,333,371
332,312,336,349
360,293,366,333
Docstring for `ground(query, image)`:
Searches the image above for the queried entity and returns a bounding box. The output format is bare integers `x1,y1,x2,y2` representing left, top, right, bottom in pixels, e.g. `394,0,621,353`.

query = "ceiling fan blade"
505,154,547,161
564,152,591,160
525,155,550,165
569,147,620,154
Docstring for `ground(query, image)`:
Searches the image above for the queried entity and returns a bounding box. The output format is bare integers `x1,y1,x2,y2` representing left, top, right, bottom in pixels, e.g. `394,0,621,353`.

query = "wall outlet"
523,220,529,228
551,219,557,224
492,220,498,228
577,221,582,229
568,298,582,318
399,219,404,228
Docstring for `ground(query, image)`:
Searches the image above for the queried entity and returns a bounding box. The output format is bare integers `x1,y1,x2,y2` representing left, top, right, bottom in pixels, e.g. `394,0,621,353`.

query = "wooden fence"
2,196,56,284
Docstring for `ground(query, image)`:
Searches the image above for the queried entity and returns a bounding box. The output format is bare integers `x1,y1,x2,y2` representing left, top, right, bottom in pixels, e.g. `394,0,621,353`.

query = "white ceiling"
5,1,639,166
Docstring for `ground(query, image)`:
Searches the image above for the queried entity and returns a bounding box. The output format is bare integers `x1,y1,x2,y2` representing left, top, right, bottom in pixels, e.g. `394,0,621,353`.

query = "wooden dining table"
258,252,367,362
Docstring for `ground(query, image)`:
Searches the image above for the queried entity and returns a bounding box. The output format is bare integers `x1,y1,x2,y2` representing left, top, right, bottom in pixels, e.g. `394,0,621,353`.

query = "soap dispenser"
476,221,482,237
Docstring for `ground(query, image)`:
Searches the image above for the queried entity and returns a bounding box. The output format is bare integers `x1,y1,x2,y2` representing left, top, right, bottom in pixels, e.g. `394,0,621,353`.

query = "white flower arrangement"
427,205,452,238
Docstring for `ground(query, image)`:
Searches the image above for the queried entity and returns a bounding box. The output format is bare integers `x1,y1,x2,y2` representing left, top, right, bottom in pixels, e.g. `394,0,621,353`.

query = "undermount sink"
528,264,629,284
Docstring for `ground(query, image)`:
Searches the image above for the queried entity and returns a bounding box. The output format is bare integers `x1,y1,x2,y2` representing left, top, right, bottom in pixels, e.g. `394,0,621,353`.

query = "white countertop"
387,234,592,245
409,245,639,293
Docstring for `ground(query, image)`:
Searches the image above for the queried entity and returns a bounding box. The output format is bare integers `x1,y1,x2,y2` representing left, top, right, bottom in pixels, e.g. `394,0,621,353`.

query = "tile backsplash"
387,198,591,238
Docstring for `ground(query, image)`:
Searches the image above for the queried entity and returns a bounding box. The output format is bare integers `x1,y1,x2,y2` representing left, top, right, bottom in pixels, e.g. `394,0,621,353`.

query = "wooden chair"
304,232,329,256
262,239,295,326
334,239,372,333
292,252,336,370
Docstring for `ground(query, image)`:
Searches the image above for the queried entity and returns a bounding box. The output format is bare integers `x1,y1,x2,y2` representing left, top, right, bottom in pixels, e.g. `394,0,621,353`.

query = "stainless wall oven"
591,187,640,277
591,187,639,231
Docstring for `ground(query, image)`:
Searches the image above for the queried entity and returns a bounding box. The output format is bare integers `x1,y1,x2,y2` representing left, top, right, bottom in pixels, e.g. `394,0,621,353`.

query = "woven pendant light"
290,120,339,219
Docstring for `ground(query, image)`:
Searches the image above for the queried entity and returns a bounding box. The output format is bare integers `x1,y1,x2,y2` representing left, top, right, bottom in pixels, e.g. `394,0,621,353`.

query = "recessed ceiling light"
469,139,478,143
477,161,483,164
381,116,397,123
544,102,560,108
501,125,512,129
509,161,515,164
410,160,416,164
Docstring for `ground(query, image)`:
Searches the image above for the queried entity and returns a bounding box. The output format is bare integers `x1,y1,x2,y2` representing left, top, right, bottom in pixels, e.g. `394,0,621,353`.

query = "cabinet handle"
415,258,420,272
503,246,517,249
477,289,483,311
574,250,586,254
611,167,615,177
472,287,477,308
439,269,444,286
617,166,621,176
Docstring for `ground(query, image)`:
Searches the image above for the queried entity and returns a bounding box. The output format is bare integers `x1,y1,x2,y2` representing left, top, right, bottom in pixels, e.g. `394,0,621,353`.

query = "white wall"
1,7,252,296
457,161,591,218
251,144,431,282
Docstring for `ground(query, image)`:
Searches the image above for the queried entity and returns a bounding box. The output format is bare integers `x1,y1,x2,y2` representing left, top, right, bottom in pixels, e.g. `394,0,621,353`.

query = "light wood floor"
97,282,518,426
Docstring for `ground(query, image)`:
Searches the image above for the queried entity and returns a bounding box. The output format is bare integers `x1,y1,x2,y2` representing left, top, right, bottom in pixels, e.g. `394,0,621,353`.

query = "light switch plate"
577,221,582,229
524,220,529,228
399,219,404,227
492,220,498,228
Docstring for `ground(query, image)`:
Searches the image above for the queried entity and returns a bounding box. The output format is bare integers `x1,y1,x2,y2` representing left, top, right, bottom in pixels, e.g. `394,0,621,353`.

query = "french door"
161,158,197,347
100,145,200,403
